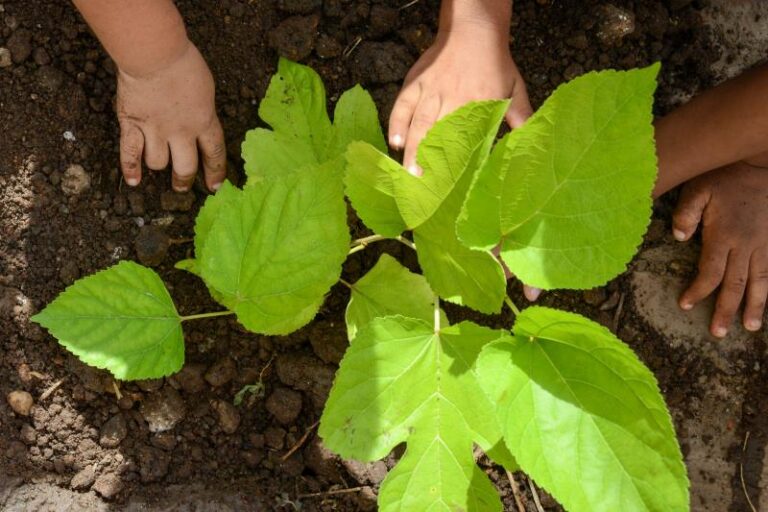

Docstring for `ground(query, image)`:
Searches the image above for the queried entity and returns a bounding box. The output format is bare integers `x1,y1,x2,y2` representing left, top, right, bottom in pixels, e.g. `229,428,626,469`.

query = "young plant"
33,59,689,511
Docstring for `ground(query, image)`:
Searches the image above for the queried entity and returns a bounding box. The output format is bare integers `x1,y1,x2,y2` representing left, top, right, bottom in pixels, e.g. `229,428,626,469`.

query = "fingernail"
673,229,686,241
526,287,542,302
713,326,727,338
391,134,403,149
211,182,222,191
680,301,693,311
174,185,189,193
126,177,139,187
746,319,762,331
406,163,420,176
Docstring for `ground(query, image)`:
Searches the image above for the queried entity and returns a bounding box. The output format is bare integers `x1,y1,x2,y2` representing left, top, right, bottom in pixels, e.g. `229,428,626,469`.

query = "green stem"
504,296,521,316
347,234,417,256
339,278,354,289
396,235,416,251
180,310,235,322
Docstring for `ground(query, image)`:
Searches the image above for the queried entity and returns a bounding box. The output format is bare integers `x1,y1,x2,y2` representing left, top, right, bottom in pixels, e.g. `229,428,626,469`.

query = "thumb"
505,80,533,128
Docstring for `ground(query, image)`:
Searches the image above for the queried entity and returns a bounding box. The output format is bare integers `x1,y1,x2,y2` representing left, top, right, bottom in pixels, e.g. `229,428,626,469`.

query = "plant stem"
339,278,353,289
179,310,235,322
504,295,521,316
396,235,416,250
347,234,417,255
433,295,441,334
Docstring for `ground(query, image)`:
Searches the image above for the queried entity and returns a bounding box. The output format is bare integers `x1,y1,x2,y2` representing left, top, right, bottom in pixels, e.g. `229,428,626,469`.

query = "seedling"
33,59,689,511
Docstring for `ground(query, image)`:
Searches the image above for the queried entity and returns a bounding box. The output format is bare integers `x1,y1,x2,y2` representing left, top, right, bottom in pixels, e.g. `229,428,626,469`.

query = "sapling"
34,59,689,511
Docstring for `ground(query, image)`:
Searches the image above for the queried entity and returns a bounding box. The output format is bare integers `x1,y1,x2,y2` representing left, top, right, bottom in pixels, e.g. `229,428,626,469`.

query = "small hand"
117,41,226,192
673,161,768,336
388,23,532,175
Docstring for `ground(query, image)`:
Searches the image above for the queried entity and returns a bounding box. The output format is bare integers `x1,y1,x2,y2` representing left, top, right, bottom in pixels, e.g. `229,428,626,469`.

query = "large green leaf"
31,261,183,380
320,317,510,511
242,59,384,182
478,306,689,512
345,253,447,340
460,65,660,289
197,164,349,334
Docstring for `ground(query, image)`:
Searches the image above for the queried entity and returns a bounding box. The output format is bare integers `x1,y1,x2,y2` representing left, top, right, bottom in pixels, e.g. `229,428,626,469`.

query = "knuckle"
204,142,226,163
121,159,139,172
724,276,747,293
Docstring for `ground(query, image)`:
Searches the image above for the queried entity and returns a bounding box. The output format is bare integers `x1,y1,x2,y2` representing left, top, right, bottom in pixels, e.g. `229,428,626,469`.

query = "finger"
672,183,711,241
198,120,227,191
389,84,420,151
679,242,729,310
523,285,542,302
744,250,768,331
169,138,199,192
143,133,170,171
119,123,144,187
710,251,749,338
403,94,441,176
505,77,533,128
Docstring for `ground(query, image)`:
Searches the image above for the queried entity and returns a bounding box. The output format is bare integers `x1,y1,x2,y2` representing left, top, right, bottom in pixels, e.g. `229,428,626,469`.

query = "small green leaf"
329,85,387,157
345,253,446,340
462,65,660,289
31,261,183,380
478,306,689,512
198,163,350,335
320,317,510,511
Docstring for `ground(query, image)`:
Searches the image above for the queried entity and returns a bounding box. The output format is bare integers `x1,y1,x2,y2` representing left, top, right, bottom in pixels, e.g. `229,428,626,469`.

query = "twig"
399,0,421,9
343,36,363,59
282,420,320,461
396,235,416,251
740,431,757,512
505,470,526,512
39,378,65,401
611,292,626,332
527,476,545,512
111,379,123,400
297,486,366,499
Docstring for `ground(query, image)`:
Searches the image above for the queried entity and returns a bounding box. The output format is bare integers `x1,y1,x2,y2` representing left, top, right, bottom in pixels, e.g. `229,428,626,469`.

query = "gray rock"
99,414,127,448
140,386,186,433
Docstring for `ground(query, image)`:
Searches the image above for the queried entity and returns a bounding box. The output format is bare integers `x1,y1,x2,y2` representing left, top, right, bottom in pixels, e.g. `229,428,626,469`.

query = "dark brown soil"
0,0,749,510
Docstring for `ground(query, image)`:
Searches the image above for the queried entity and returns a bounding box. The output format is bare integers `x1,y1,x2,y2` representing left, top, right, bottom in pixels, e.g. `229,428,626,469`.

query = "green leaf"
31,261,183,380
320,317,511,511
329,84,387,157
197,163,350,335
461,65,660,289
345,253,447,340
478,306,689,512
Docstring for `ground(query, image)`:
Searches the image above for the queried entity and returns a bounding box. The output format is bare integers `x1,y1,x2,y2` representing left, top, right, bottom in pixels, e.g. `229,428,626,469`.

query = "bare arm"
654,63,768,197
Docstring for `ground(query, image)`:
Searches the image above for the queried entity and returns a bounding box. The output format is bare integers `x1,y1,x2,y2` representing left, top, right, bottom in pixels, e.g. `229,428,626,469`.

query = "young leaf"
242,59,384,182
478,306,689,512
320,317,510,511
345,253,447,340
197,163,349,335
31,261,184,380
460,65,660,289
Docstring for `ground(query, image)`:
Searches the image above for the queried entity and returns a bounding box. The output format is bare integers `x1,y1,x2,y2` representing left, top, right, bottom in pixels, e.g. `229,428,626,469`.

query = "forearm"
73,0,189,78
438,0,512,40
654,63,768,197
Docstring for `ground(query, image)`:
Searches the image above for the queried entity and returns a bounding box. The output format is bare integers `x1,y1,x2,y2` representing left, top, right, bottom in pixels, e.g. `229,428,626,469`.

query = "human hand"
673,161,768,336
388,22,532,175
116,41,226,192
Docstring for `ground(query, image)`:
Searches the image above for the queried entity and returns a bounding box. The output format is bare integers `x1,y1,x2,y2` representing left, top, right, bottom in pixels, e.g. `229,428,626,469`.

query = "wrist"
117,37,194,80
437,0,511,41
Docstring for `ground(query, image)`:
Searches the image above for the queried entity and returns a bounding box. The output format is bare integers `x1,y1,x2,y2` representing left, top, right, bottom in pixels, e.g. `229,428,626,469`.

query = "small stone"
211,399,241,434
140,386,186,433
597,4,635,46
0,47,11,68
6,28,32,63
265,387,303,425
205,357,237,387
160,190,195,212
93,473,123,499
70,465,96,490
172,363,207,394
268,15,319,61
99,414,127,448
19,423,37,445
134,226,170,267
61,164,91,196
7,390,34,416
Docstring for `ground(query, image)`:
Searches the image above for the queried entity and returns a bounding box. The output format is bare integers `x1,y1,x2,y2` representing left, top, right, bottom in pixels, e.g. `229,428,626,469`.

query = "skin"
73,0,226,192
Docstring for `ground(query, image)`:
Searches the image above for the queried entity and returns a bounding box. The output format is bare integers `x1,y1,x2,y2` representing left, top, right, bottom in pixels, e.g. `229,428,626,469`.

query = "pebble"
134,226,170,267
265,387,303,425
140,386,186,433
204,357,237,387
93,473,123,499
7,390,33,416
0,47,11,68
160,190,195,212
61,164,91,196
70,465,96,490
211,399,241,434
268,15,319,61
597,4,635,45
6,28,32,63
99,414,127,448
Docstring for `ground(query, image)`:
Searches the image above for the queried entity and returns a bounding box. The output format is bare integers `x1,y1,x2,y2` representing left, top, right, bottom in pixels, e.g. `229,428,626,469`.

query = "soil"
0,0,766,510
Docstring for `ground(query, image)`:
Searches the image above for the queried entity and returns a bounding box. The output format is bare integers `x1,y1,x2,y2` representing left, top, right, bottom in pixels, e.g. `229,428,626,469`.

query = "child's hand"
117,42,226,192
673,161,768,336
388,23,532,175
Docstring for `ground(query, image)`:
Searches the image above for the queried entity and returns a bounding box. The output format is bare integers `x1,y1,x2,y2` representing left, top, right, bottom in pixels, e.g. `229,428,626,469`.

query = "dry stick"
343,36,363,59
399,0,421,9
527,476,546,512
39,378,65,401
282,420,320,462
297,486,366,499
111,380,123,400
505,470,527,512
740,431,757,512
611,292,626,332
